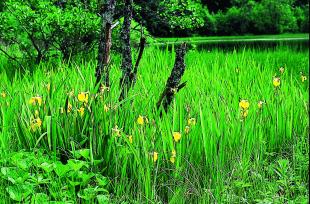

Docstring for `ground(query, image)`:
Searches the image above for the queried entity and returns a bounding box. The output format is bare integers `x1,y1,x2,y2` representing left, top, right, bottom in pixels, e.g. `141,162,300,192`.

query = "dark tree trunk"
157,43,187,113
95,0,116,89
130,36,146,85
119,0,133,102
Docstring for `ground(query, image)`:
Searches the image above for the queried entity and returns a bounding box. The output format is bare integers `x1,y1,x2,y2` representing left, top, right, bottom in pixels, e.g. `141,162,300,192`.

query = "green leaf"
31,193,49,203
97,194,110,204
54,162,71,177
1,167,29,184
6,186,23,202
71,149,90,160
96,174,109,187
6,184,34,202
234,180,252,188
67,159,88,172
76,171,95,185
77,186,97,200
40,162,55,173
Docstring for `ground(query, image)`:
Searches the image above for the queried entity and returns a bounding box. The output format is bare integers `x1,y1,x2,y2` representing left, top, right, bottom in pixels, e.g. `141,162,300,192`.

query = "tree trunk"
95,0,116,89
157,43,187,113
119,0,133,102
130,36,146,85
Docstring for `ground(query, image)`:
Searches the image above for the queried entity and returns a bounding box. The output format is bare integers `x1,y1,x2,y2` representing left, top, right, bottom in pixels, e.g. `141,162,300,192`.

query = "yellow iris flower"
187,118,196,126
239,100,250,110
29,96,42,106
273,77,281,87
78,92,89,103
77,107,85,117
153,151,158,162
173,132,181,142
30,118,42,132
137,115,144,125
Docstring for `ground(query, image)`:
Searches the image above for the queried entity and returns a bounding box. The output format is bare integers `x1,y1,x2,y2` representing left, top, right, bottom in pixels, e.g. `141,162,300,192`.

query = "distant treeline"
137,0,309,37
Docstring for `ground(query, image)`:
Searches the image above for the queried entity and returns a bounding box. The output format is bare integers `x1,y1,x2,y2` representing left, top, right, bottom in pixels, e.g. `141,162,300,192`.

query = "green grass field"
0,44,309,203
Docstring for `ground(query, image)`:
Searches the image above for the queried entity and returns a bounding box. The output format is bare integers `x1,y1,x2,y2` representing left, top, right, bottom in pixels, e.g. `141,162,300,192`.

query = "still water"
155,38,309,52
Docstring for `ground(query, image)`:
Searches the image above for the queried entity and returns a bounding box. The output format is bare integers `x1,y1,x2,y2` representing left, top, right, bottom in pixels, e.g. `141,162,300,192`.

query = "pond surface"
155,38,309,52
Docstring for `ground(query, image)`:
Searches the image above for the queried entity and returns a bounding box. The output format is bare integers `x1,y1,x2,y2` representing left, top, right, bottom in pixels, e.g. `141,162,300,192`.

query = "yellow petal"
153,152,158,162
170,157,175,164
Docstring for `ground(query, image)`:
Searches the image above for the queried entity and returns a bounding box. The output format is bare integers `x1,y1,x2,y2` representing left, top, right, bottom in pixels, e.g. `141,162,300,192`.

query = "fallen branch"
157,43,187,113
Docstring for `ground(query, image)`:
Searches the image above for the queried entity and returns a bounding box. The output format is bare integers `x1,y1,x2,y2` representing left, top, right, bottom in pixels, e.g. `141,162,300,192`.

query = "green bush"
197,9,217,35
0,0,100,63
0,150,110,202
215,7,250,35
142,0,206,36
298,5,309,32
250,0,298,34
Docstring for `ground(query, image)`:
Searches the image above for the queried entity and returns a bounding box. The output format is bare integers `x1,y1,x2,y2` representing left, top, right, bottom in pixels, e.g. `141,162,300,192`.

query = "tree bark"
119,0,133,102
130,36,146,85
157,43,187,113
95,0,116,89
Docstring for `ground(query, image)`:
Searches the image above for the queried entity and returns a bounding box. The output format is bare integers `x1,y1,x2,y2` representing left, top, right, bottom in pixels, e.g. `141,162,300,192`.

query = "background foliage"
0,0,308,63
137,0,309,36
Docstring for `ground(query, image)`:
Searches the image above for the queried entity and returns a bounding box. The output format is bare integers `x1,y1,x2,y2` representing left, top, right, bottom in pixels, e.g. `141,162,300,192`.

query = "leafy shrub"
0,150,110,202
215,7,250,36
136,0,206,37
161,0,206,36
0,0,100,63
